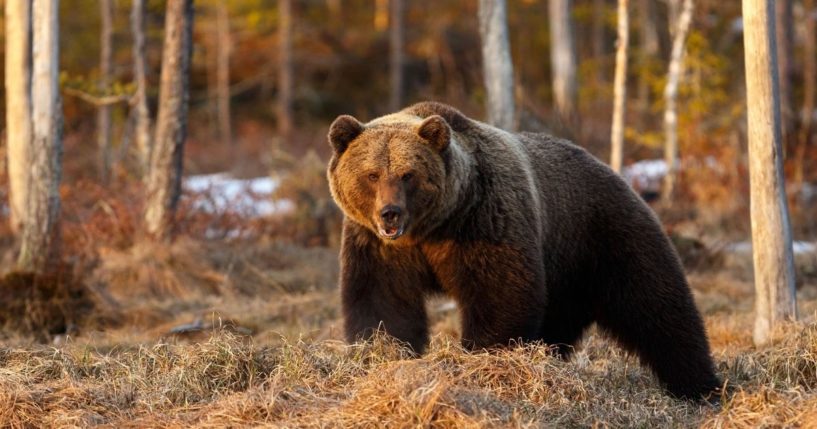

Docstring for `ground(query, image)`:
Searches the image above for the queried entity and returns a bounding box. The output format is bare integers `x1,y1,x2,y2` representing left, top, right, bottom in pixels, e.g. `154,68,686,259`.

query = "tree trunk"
742,0,797,346
549,0,577,124
144,0,194,240
776,0,795,145
97,0,113,181
661,0,694,203
591,0,606,83
478,0,516,131
18,0,63,273
216,2,232,146
131,0,152,177
795,0,815,185
637,0,658,122
388,0,404,111
610,0,629,173
5,0,32,234
277,0,293,140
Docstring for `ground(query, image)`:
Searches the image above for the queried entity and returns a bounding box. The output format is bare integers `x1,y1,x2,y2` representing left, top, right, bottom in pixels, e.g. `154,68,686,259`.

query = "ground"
0,177,816,427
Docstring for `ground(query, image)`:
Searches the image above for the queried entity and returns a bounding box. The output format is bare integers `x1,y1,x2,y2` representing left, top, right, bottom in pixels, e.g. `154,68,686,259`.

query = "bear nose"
380,205,403,224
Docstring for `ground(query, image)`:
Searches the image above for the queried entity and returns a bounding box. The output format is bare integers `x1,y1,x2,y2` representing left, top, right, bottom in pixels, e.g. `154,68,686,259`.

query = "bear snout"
378,205,406,239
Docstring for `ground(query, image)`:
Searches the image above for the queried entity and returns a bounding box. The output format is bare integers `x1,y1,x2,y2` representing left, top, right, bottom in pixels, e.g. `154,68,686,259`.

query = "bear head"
326,114,452,243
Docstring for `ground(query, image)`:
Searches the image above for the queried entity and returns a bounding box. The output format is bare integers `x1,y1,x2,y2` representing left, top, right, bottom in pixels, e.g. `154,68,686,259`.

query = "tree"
775,0,794,145
216,1,232,145
742,0,797,346
637,0,659,121
661,0,694,203
548,0,577,124
132,0,152,176
795,0,815,185
97,0,114,181
18,0,63,273
374,0,388,30
277,0,293,140
4,0,32,234
144,0,194,240
591,0,606,83
388,0,404,111
610,0,628,173
478,0,515,131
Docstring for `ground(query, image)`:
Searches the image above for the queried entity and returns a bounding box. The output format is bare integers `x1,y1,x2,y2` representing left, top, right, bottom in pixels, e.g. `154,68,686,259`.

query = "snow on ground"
622,159,668,194
183,173,294,217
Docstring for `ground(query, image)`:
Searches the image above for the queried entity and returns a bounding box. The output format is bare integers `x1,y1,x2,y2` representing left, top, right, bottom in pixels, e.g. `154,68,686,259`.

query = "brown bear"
326,101,720,400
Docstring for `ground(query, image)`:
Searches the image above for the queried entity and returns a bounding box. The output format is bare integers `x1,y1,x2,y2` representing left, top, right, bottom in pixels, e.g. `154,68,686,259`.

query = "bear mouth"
378,225,405,240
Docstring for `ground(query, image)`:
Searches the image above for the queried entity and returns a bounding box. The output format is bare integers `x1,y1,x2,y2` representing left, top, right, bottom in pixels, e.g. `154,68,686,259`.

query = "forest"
0,0,816,426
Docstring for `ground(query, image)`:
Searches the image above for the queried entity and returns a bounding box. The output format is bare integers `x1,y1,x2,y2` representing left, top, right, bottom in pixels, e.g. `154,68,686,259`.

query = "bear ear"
416,115,450,152
328,115,364,154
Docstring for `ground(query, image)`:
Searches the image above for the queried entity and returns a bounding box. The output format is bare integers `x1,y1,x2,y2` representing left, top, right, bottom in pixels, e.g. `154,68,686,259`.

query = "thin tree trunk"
549,0,577,124
216,2,232,145
19,0,63,273
131,0,152,177
662,0,694,203
478,0,516,131
591,0,606,83
97,0,114,181
144,0,194,240
795,0,815,185
776,0,795,145
742,0,797,346
5,0,32,234
637,0,658,121
610,0,629,173
327,0,341,20
374,0,388,30
389,0,404,111
277,0,293,140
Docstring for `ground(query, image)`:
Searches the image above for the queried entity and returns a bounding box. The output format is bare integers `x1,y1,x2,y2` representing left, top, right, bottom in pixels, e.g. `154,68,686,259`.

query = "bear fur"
326,102,720,399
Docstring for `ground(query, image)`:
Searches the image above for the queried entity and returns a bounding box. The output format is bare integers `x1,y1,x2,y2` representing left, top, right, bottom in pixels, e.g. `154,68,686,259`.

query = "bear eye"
367,173,379,182
402,172,414,182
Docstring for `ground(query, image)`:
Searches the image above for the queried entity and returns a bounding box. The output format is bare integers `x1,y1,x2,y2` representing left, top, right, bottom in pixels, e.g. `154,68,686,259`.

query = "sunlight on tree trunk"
97,0,113,181
277,0,293,140
5,0,32,234
776,0,795,145
742,0,797,347
145,0,194,240
549,0,577,125
132,0,152,178
217,2,232,146
795,0,815,185
19,0,63,273
388,0,404,112
478,0,516,131
610,0,628,173
661,0,694,203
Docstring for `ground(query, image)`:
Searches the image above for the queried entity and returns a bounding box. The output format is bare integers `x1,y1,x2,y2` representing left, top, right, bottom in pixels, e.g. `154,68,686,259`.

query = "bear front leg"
340,223,434,354
439,243,547,350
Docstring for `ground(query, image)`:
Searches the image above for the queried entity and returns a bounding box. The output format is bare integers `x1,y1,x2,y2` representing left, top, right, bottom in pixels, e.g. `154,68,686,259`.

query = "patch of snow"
183,173,294,217
622,159,668,193
725,240,817,255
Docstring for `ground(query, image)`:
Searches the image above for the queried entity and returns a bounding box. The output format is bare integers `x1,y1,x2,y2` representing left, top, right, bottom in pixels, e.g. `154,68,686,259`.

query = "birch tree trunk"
131,0,152,176
661,0,694,203
742,0,798,347
5,0,32,234
97,0,114,181
388,0,404,111
478,0,516,131
144,0,194,240
776,0,795,145
216,2,232,146
795,0,815,185
610,0,629,173
277,0,293,140
18,0,63,273
548,0,577,123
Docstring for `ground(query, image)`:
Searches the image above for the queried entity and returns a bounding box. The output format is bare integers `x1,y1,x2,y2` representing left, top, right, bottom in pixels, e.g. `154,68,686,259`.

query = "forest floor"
1,232,817,428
